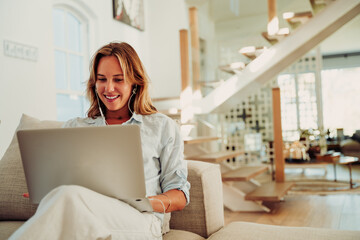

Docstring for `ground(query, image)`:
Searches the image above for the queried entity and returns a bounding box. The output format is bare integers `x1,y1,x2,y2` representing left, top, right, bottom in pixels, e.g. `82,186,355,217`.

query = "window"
297,73,318,130
52,7,89,121
278,74,299,141
321,67,360,136
278,72,319,141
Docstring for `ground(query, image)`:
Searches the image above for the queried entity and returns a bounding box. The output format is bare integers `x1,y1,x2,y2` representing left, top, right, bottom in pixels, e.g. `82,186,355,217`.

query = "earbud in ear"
132,85,137,94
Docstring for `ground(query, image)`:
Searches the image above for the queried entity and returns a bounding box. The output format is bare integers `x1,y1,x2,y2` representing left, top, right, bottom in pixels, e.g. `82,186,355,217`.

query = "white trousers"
9,185,162,240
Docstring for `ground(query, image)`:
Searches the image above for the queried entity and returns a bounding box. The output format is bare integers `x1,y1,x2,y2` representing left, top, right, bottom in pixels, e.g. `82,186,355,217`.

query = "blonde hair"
87,42,157,118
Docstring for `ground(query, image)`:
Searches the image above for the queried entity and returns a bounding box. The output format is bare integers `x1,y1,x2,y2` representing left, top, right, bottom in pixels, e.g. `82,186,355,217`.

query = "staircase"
220,161,293,212
183,133,293,212
182,122,244,164
194,0,360,114
153,0,360,212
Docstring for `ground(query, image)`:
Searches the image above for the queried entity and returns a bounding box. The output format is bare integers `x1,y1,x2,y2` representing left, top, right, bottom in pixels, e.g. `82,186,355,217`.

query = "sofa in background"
1,114,360,240
341,138,360,159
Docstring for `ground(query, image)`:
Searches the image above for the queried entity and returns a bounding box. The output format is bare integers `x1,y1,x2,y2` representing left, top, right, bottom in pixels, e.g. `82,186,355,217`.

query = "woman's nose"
105,81,114,92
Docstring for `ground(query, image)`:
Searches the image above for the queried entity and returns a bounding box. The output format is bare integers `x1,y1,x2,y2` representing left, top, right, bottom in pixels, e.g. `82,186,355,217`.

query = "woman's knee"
42,185,90,204
53,185,87,194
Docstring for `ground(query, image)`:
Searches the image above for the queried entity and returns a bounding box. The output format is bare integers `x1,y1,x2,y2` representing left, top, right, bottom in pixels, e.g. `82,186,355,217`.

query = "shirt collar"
83,116,105,126
83,113,142,125
130,112,143,124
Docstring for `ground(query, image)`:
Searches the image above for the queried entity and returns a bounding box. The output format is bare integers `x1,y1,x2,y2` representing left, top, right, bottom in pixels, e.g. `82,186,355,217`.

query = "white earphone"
128,85,137,115
95,89,107,125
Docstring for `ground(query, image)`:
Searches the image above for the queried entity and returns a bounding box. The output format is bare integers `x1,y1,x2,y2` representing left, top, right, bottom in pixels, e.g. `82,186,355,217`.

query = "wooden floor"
224,164,360,231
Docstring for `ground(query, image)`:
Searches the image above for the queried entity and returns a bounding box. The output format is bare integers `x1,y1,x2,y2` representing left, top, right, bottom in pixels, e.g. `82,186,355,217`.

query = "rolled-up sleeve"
159,119,190,205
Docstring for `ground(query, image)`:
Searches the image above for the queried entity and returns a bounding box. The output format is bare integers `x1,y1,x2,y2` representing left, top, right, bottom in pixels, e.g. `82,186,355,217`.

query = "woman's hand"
148,189,186,213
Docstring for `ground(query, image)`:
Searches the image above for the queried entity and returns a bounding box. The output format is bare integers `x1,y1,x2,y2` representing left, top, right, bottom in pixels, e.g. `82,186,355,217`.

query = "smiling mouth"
104,95,120,100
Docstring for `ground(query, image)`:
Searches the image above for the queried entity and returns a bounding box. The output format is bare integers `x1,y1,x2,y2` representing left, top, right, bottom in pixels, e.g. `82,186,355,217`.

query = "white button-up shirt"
63,112,190,220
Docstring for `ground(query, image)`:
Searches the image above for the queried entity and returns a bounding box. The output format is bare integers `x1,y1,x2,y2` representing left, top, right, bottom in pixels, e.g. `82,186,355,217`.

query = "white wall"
0,0,56,158
197,2,217,83
145,0,188,98
0,0,188,158
320,14,360,54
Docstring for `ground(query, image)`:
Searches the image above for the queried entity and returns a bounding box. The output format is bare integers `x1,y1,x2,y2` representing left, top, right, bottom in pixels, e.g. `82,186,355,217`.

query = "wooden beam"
267,0,277,22
272,88,285,182
179,29,190,92
267,0,279,35
189,7,201,92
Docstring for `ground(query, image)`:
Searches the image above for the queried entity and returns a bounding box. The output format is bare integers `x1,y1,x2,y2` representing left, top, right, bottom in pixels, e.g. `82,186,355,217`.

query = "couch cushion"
207,222,360,240
170,160,224,238
0,221,25,240
163,229,205,240
0,114,63,220
341,139,360,151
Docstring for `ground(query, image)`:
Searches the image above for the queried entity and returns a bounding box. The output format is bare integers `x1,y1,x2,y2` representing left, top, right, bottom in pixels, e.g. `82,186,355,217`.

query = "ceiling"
208,0,311,22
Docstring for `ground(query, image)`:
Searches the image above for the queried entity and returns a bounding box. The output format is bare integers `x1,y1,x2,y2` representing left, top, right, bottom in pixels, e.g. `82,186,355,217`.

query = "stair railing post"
179,29,190,93
189,7,201,96
272,88,285,182
267,0,279,35
179,29,194,124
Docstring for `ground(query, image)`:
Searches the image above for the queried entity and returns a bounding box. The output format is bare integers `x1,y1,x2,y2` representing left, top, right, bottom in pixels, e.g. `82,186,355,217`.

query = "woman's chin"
105,105,127,113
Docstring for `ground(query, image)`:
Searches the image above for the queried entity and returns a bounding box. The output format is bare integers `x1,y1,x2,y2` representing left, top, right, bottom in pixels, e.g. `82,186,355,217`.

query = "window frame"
277,51,324,141
52,2,95,120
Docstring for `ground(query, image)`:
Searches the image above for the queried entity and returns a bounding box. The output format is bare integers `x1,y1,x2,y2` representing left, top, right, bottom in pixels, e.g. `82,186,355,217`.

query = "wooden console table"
337,156,359,189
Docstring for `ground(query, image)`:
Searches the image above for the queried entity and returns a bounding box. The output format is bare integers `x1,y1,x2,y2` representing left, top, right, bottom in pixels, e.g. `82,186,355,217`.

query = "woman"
10,42,190,240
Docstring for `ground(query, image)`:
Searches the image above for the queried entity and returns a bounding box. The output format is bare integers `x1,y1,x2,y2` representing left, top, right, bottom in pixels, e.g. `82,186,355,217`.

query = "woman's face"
95,56,133,113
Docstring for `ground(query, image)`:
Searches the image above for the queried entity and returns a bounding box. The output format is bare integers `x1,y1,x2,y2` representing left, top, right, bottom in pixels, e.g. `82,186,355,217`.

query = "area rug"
287,179,360,195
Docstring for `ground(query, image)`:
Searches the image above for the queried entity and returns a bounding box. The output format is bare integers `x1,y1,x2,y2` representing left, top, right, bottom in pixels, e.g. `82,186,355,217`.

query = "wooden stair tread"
186,151,243,163
158,109,181,118
245,182,294,202
283,11,312,29
239,46,266,60
262,31,289,45
183,136,220,144
222,165,268,181
152,96,180,102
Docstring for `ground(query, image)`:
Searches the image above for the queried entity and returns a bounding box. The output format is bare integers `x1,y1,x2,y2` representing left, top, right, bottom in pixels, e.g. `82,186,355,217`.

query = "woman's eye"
114,78,124,82
97,78,106,82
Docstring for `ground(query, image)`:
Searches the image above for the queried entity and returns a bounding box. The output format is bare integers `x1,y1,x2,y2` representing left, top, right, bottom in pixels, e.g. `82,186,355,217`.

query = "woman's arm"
148,189,186,213
156,116,190,210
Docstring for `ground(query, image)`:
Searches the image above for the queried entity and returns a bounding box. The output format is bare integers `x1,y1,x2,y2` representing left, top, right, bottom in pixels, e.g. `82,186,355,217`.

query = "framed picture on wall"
113,0,145,31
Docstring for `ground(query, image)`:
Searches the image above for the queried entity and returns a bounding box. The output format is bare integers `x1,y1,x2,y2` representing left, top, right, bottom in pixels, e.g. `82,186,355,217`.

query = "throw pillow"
0,114,63,220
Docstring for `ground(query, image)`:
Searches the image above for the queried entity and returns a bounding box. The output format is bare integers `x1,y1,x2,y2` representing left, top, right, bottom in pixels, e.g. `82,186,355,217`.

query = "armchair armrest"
170,160,224,238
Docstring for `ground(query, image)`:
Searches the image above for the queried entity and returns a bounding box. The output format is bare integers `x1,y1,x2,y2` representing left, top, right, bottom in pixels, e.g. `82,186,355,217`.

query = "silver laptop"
17,124,153,212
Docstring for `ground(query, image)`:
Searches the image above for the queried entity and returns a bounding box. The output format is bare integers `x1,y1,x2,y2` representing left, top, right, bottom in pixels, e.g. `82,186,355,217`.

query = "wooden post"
189,7,201,92
272,88,285,182
267,0,279,35
268,0,277,23
179,29,190,91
